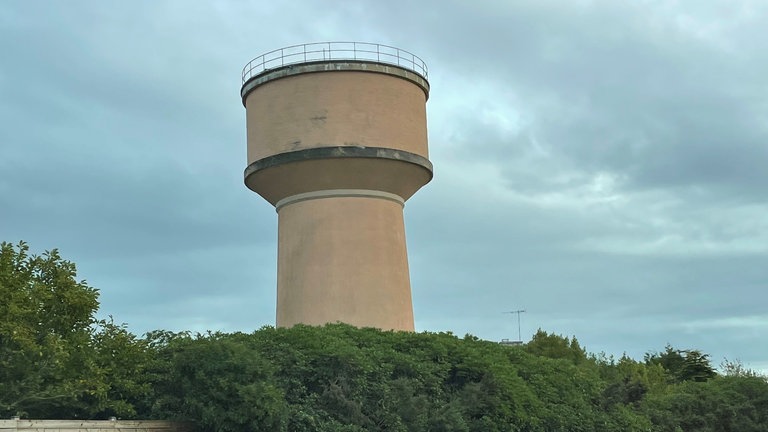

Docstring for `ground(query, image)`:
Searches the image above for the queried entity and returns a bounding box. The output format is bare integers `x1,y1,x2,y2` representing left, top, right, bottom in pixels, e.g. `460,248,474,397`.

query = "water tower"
240,42,431,331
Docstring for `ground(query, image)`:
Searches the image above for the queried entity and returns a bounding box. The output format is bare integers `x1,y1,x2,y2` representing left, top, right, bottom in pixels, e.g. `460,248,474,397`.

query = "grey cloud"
369,1,768,202
2,0,766,373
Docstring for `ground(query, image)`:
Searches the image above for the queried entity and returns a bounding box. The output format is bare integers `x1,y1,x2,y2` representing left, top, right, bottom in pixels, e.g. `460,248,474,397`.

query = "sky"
1,0,766,373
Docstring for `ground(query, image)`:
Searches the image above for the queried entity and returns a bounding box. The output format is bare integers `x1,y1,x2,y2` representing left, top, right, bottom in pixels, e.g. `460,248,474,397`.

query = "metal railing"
242,42,428,83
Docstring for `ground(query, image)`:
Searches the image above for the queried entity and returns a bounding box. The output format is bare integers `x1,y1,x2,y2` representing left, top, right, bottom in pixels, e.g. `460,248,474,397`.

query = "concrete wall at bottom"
0,419,190,432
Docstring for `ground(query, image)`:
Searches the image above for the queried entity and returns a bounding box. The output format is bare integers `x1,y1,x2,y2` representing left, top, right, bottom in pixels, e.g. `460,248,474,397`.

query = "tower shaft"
277,193,413,330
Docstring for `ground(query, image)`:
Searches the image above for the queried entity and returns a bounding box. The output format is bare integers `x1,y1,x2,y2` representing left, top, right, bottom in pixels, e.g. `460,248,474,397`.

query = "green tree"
147,332,287,432
8,242,768,430
720,358,766,379
131,323,766,431
525,329,588,365
645,346,716,383
0,241,100,417
84,317,154,418
641,376,768,432
0,241,151,418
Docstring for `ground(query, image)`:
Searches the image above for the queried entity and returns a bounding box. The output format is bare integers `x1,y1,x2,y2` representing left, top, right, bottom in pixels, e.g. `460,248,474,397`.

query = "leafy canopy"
0,241,151,419
2,241,767,432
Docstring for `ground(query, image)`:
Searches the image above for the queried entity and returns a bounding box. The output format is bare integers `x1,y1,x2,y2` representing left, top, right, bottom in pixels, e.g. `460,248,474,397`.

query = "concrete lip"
240,60,430,105
244,146,433,205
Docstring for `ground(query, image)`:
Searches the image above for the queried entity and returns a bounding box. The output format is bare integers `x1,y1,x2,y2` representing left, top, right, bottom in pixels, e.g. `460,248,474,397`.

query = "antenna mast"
503,309,526,342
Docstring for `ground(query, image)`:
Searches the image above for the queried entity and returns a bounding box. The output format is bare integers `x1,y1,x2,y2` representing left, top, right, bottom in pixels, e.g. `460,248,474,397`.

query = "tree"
525,329,588,365
147,332,287,432
0,241,101,417
0,241,150,418
641,377,768,432
720,358,766,379
645,345,716,383
84,317,154,418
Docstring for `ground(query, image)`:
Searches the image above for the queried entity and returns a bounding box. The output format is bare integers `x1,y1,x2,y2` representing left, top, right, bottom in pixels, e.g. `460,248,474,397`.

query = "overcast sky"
2,0,766,373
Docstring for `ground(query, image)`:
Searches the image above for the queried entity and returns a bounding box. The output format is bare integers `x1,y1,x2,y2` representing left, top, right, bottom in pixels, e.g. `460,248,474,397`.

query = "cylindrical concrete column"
241,42,431,331
276,191,414,330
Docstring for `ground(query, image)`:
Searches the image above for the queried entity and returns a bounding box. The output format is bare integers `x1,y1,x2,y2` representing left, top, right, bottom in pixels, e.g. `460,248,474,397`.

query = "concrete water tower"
240,42,431,331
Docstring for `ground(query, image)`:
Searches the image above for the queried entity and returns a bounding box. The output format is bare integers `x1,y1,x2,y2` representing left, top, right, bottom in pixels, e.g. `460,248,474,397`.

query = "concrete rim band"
244,146,434,180
275,189,405,212
241,60,431,105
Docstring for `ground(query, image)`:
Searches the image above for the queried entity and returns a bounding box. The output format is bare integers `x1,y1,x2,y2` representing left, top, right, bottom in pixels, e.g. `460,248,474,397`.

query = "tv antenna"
503,309,526,342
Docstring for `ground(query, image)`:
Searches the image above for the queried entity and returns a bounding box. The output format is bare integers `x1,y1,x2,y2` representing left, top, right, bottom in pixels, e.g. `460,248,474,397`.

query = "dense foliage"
2,242,767,431
0,242,151,418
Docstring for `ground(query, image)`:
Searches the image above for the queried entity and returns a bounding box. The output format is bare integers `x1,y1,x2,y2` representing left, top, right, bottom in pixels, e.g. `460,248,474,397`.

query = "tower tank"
240,42,432,331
